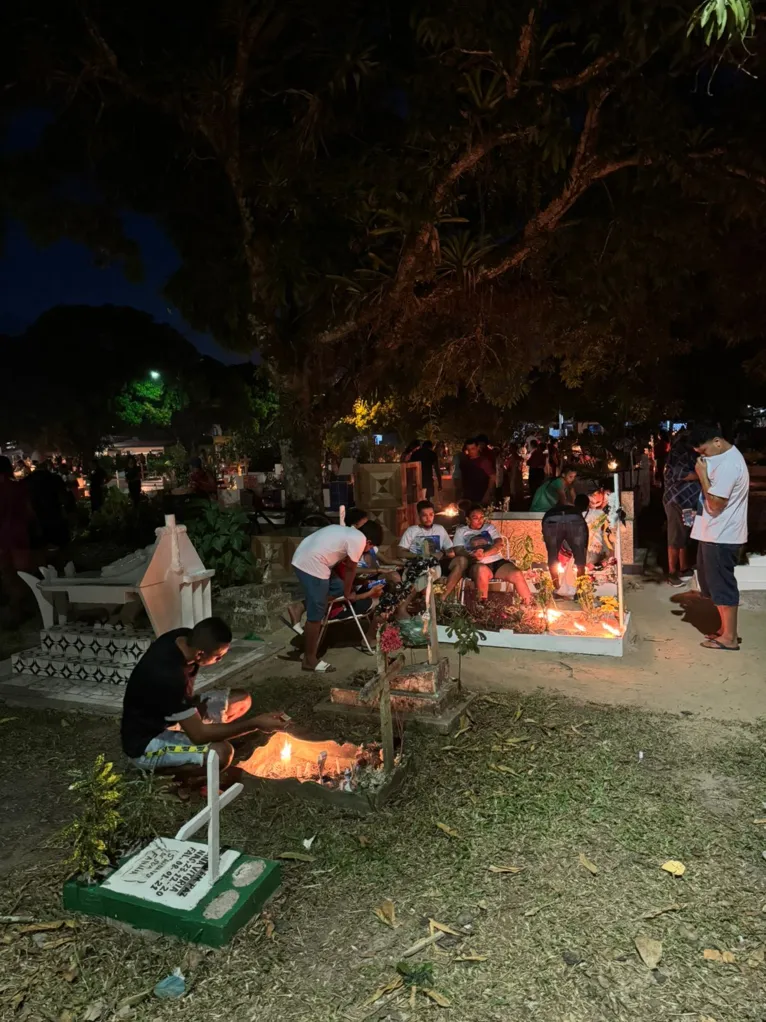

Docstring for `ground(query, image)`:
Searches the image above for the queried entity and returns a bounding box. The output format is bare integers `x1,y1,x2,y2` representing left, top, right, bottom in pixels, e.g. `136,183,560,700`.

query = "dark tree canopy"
3,0,766,496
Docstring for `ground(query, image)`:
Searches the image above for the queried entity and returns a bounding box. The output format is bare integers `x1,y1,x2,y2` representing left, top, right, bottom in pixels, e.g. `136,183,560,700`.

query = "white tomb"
18,515,214,636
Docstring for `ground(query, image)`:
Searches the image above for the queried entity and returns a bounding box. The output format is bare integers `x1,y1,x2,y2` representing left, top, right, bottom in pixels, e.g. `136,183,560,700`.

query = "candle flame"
546,609,563,623
280,739,292,762
608,460,618,471
574,621,587,632
556,562,565,575
602,622,620,636
442,503,459,517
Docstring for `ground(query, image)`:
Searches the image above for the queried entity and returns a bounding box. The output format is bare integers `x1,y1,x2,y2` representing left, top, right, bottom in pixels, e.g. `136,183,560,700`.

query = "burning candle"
556,562,565,575
281,739,292,762
573,621,586,632
546,609,563,623
607,459,618,471
602,621,620,636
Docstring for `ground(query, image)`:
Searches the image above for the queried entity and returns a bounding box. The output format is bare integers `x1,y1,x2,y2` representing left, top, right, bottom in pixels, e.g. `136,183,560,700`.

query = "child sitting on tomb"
120,617,286,787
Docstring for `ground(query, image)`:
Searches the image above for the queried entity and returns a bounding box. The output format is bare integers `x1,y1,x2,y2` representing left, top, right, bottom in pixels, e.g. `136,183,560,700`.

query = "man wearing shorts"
541,494,590,589
689,423,749,651
445,504,531,603
291,519,383,672
120,617,285,784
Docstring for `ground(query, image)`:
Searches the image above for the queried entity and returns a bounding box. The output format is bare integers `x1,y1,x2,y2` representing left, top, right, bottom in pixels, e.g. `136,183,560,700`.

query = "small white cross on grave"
175,750,243,887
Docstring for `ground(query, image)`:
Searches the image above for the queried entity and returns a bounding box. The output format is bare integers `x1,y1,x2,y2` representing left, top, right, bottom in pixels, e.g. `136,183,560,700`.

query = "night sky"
1,110,246,365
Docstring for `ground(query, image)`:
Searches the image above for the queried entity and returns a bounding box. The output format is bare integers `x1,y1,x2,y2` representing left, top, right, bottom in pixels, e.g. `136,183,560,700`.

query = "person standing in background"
663,434,700,587
526,439,547,500
689,423,749,651
458,438,496,505
125,456,143,507
409,440,441,500
89,459,109,515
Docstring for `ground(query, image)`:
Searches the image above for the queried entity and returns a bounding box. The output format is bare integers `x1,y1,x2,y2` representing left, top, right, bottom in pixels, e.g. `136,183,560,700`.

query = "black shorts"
542,514,588,568
475,558,513,576
696,541,743,606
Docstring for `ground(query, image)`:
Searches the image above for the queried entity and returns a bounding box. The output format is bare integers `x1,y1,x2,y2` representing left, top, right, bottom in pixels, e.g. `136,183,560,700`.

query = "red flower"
379,624,404,653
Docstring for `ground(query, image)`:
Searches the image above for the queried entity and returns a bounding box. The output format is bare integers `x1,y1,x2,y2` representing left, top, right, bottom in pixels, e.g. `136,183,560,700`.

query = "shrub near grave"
186,503,260,589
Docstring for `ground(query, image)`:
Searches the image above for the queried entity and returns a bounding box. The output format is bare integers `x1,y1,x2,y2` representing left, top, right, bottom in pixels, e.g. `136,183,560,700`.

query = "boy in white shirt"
398,500,455,561
445,504,532,603
689,423,749,651
291,519,383,672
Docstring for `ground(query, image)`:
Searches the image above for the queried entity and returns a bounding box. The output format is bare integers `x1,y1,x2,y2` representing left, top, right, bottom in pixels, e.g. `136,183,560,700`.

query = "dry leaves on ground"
373,899,397,928
635,935,663,969
488,864,523,874
660,860,686,877
435,822,460,838
642,902,683,919
277,851,315,862
429,919,461,936
578,853,599,875
703,949,736,963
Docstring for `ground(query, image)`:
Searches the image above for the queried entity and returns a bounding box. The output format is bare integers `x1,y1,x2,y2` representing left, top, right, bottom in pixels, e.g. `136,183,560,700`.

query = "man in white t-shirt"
398,500,455,562
291,518,383,672
689,423,749,651
443,504,532,603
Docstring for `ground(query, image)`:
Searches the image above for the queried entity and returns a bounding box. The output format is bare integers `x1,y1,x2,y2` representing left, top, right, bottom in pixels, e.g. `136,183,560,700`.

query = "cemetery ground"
1,674,765,1022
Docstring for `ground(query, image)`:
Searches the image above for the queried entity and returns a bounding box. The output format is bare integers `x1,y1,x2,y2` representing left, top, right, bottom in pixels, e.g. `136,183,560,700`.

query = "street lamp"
149,370,161,380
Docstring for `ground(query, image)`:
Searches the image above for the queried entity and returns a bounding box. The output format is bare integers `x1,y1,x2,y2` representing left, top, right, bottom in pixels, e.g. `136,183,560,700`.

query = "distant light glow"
607,459,618,471
149,370,161,380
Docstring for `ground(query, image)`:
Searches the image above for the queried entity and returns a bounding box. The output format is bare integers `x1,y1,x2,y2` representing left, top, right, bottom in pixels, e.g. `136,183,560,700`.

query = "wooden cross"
175,749,243,886
358,654,403,775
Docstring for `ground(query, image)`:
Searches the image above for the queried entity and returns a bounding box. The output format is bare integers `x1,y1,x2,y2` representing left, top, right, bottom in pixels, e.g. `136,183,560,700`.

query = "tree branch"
551,52,618,91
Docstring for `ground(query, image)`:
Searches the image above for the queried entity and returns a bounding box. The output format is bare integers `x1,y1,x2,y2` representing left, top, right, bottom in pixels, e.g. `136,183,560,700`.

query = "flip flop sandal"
302,659,337,672
281,616,304,635
700,639,739,651
705,633,742,642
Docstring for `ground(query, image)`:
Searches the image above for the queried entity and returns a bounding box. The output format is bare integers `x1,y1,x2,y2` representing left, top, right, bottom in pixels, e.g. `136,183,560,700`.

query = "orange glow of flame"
240,732,370,783
556,562,565,575
280,739,292,762
546,609,563,623
602,621,620,636
574,621,587,632
442,504,459,517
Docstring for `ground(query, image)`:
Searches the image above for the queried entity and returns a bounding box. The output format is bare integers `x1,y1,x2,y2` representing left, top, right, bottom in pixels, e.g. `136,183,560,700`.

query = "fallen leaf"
264,920,275,937
578,852,599,875
513,705,522,721
524,907,541,917
373,899,397,928
477,899,489,911
358,835,372,847
0,717,17,725
488,864,524,874
753,818,766,825
504,736,530,746
60,967,79,983
19,920,69,934
362,975,403,1005
435,822,460,839
635,935,663,970
42,936,74,950
422,988,451,1007
428,918,460,936
58,1012,74,1022
642,902,683,920
277,851,315,862
489,763,516,775
703,949,736,963
302,835,317,851
453,714,472,738
82,1000,106,1022
660,860,686,877
455,953,488,962
116,990,152,1010
698,1017,717,1022
746,946,764,967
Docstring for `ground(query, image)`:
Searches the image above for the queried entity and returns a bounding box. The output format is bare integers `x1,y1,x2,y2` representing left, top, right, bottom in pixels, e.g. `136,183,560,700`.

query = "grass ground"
1,675,765,1022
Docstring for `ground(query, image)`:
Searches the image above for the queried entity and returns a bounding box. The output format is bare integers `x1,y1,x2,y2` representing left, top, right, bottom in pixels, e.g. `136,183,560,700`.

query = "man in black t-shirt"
121,617,286,781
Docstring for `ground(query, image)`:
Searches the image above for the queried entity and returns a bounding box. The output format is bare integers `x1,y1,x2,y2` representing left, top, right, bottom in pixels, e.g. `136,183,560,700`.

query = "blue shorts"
130,689,230,771
696,541,743,607
294,567,344,622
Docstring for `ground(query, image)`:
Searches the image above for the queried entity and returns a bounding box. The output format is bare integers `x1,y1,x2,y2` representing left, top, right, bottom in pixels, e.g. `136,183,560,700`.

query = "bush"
186,502,261,588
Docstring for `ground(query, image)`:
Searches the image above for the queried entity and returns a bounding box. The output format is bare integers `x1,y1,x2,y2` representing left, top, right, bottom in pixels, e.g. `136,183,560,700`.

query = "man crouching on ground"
120,616,286,788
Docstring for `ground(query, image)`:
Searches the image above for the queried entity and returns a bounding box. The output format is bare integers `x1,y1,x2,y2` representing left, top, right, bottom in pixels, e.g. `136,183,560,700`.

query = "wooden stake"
380,672,395,775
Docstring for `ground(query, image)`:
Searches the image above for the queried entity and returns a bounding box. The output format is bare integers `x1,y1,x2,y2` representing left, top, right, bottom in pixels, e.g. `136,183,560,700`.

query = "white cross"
174,750,243,886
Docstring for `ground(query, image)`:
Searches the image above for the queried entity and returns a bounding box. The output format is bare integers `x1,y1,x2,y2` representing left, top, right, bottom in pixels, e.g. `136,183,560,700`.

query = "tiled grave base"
63,846,281,948
0,640,282,715
314,691,476,735
41,623,153,663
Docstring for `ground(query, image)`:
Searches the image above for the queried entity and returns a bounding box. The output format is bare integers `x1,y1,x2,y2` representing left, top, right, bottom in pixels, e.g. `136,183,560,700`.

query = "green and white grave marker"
63,751,281,946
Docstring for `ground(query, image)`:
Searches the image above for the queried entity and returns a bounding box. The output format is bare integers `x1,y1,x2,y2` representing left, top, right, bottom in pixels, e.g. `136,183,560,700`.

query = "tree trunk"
279,428,325,517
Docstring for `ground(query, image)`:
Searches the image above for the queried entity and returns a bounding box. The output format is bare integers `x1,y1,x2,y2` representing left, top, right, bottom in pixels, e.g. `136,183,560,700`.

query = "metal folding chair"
319,596,375,654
